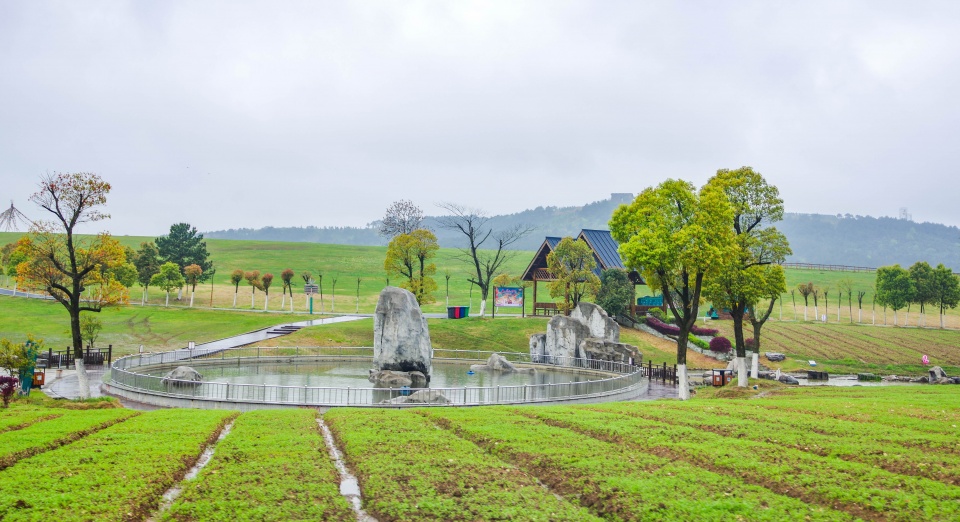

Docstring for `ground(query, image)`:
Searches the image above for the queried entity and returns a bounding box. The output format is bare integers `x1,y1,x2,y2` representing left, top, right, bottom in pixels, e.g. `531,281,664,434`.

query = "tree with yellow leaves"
384,229,439,305
18,172,126,399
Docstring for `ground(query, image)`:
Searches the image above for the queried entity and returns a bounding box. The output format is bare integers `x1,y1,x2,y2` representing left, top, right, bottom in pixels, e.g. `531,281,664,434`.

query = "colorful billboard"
494,286,524,307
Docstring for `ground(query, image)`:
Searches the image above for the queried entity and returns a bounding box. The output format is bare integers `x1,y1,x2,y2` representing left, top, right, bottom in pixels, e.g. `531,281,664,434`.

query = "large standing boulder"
570,302,619,342
929,366,948,380
373,287,432,380
544,315,592,363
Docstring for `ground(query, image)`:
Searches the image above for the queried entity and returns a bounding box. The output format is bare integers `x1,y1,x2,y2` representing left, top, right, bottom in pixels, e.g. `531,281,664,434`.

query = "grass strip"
0,408,236,521
0,409,63,433
0,408,136,470
532,404,960,521
324,408,597,522
423,407,853,521
162,409,353,521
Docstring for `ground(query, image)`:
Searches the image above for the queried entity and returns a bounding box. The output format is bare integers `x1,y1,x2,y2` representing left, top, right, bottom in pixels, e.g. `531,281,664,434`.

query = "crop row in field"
609,399,960,485
0,409,235,521
163,409,352,521
324,408,596,521
421,407,850,521
0,407,136,470
538,403,960,520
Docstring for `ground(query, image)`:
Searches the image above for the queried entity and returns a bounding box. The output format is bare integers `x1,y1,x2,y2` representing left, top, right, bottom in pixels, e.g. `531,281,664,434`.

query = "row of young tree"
790,262,960,329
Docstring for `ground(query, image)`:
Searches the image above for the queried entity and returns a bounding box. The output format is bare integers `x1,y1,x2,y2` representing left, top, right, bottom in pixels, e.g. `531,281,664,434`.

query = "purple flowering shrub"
709,336,732,354
0,376,18,408
645,315,719,337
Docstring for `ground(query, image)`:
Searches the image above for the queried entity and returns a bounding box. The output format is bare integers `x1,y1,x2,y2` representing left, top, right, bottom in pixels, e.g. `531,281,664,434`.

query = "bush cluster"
709,336,732,353
745,338,756,350
646,315,720,338
688,334,710,350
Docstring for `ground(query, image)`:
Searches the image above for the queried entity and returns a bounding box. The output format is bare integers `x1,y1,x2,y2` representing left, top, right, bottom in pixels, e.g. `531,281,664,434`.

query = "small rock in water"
764,352,786,362
777,374,799,385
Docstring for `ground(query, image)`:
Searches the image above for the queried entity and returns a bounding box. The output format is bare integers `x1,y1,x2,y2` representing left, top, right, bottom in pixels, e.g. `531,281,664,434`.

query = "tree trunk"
142,288,146,305
165,291,170,307
251,290,255,309
75,358,91,400
750,352,759,379
677,364,689,400
264,294,269,311
69,310,91,400
803,305,808,321
189,290,195,308
233,290,238,308
281,292,286,310
941,312,945,329
177,287,182,300
731,309,748,388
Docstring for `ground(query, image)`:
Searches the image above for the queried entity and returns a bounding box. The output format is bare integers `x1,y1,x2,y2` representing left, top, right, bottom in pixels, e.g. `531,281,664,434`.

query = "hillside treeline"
206,196,960,271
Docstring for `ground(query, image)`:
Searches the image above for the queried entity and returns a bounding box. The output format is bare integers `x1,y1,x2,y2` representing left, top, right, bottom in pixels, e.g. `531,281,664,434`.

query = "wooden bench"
533,302,561,316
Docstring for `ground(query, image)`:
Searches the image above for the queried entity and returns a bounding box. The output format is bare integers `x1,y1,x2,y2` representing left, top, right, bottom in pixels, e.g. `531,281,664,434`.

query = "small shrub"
0,376,18,407
688,334,710,350
645,315,680,336
709,336,732,354
745,338,756,351
647,308,666,321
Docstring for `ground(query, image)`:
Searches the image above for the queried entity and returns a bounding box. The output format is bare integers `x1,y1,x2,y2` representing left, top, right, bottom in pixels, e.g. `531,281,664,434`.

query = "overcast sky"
2,1,959,236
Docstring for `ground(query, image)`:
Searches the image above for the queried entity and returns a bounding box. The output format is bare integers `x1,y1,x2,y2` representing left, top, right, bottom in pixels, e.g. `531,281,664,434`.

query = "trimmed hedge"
645,316,719,337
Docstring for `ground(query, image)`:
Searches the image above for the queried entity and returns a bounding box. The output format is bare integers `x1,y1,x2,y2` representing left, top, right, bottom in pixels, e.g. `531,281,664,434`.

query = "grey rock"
777,374,800,385
952,377,960,384
570,302,619,342
543,314,592,364
765,352,786,362
936,377,954,385
579,338,642,365
929,366,948,380
161,366,202,386
373,287,432,380
470,353,534,374
368,369,428,388
380,389,450,405
529,333,546,363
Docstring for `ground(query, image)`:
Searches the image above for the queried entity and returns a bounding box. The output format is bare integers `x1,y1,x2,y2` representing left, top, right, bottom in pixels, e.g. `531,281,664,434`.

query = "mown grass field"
3,231,957,325
1,386,958,521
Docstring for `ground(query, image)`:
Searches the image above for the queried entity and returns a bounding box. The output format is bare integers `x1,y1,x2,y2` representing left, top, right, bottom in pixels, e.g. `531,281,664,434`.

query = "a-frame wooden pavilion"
520,229,645,316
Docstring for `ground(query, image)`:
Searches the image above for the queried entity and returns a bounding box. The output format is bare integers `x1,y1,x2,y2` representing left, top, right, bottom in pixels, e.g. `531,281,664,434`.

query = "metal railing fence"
108,346,646,407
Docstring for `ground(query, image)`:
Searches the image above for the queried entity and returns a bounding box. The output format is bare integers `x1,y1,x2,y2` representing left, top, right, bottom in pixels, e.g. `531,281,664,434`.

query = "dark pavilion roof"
521,230,644,284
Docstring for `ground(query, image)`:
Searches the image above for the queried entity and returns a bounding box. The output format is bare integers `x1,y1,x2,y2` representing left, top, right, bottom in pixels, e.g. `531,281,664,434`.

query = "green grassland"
1,386,958,520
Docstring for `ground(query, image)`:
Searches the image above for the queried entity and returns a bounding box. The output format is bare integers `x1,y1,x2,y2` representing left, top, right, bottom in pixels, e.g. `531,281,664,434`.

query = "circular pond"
104,347,648,409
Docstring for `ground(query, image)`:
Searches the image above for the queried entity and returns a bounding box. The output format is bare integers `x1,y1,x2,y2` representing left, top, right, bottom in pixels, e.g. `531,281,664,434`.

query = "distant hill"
206,195,960,270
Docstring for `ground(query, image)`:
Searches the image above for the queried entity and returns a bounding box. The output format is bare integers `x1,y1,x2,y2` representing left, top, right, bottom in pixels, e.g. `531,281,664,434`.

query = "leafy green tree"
384,229,439,305
184,264,203,307
875,265,914,326
151,262,185,307
133,241,161,305
546,237,600,313
703,167,791,386
931,264,960,329
230,269,244,308
610,179,734,400
908,261,936,327
746,264,786,376
244,270,262,309
110,262,138,289
596,268,633,318
262,273,274,311
156,223,214,300
79,316,102,349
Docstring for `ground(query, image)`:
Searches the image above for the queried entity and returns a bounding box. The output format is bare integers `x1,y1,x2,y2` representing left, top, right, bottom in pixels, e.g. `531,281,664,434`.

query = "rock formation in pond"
530,302,641,367
161,366,203,386
380,389,449,404
373,286,433,382
368,369,428,388
470,353,534,374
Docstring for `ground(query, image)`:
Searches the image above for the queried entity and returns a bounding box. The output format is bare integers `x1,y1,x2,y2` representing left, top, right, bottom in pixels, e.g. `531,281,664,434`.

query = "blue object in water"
808,360,817,366
466,370,475,376
400,385,411,396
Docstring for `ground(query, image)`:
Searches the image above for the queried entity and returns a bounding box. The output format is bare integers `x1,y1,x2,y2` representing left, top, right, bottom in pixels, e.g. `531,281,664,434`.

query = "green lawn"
0,386,957,520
